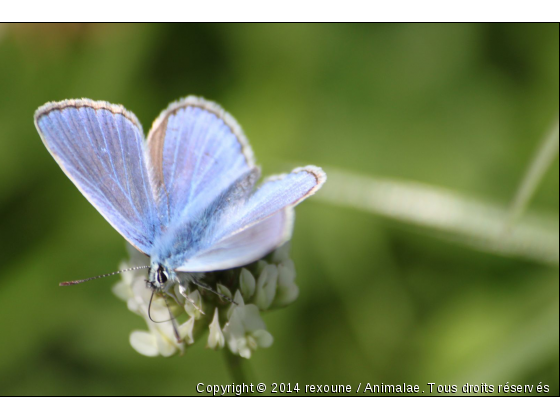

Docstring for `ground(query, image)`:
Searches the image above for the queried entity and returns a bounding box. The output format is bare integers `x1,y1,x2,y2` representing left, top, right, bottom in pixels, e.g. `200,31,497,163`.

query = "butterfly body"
35,96,326,294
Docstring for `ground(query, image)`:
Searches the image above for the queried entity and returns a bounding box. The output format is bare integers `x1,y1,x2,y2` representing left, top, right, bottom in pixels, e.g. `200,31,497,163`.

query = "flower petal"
242,304,267,332
112,280,132,302
239,268,256,299
179,317,195,345
252,329,274,348
129,330,159,357
207,308,225,350
272,241,291,263
217,283,232,300
255,264,278,310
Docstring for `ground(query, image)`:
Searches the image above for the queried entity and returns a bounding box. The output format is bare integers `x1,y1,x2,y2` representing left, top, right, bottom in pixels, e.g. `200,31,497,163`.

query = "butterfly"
34,96,326,296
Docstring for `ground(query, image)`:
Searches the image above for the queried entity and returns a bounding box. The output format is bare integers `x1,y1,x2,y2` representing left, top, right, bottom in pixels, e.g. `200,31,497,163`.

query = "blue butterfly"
34,97,326,295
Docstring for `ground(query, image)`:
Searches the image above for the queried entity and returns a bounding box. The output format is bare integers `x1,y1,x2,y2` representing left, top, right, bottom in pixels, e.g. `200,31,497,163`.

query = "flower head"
113,242,297,358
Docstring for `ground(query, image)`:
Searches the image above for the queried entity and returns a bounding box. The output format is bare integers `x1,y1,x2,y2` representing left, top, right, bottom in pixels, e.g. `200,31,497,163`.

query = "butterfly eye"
157,267,168,284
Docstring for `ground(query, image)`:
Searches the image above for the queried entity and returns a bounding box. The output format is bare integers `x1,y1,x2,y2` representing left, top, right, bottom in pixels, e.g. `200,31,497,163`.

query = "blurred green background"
0,23,557,396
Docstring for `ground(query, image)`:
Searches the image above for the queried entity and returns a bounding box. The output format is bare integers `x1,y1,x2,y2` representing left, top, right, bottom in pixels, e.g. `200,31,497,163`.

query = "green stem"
507,118,559,227
224,349,250,386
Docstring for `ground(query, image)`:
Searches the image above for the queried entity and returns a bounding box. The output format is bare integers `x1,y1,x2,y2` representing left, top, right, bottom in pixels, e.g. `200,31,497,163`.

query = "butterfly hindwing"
34,99,159,254
176,166,326,272
217,166,326,239
178,208,293,272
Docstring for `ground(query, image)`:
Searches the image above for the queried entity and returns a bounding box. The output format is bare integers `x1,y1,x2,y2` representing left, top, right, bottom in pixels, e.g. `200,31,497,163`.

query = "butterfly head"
148,263,174,292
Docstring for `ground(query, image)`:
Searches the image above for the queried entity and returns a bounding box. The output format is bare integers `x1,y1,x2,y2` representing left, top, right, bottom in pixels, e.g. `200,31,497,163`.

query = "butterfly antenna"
59,265,150,286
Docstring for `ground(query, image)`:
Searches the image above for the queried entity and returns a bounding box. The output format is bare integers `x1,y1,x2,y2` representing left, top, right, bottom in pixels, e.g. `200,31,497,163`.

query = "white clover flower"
254,264,278,310
271,242,291,264
254,260,268,277
113,248,185,357
217,283,232,301
223,299,273,359
274,259,299,307
227,290,245,319
239,268,256,300
129,331,160,357
129,323,181,358
207,308,225,350
114,241,297,359
178,317,195,345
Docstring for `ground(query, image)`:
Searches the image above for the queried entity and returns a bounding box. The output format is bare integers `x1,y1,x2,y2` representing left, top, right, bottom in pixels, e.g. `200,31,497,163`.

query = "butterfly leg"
189,277,237,305
162,294,183,343
177,284,206,315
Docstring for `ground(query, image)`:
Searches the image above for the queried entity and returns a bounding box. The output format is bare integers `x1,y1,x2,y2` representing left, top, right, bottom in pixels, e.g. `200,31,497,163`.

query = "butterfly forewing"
35,100,159,254
147,97,256,227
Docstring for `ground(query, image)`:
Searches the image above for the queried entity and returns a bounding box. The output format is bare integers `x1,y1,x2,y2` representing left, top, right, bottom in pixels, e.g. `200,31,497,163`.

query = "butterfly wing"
176,166,326,272
149,167,260,266
217,166,326,238
35,99,159,254
178,208,293,271
147,96,256,226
